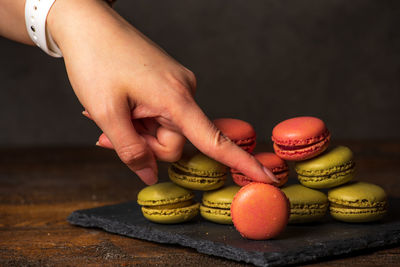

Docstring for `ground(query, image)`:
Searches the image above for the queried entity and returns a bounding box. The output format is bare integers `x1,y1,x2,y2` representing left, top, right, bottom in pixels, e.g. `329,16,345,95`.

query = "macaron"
168,151,228,191
231,183,290,240
213,118,256,153
282,184,328,223
328,182,388,223
272,116,331,161
137,182,200,224
295,146,355,189
231,152,289,187
200,185,241,224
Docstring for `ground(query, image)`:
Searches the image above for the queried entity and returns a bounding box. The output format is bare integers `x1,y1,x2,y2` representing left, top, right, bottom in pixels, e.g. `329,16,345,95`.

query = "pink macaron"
231,152,289,187
213,118,256,153
271,116,330,161
231,183,290,240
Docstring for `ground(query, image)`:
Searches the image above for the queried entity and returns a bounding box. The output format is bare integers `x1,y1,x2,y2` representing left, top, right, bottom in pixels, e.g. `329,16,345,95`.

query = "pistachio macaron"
282,184,328,223
295,146,355,189
328,182,387,223
137,182,200,224
200,185,241,224
168,151,228,191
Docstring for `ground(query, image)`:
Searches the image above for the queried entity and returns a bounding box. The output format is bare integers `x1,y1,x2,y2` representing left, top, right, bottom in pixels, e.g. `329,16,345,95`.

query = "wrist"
46,0,115,55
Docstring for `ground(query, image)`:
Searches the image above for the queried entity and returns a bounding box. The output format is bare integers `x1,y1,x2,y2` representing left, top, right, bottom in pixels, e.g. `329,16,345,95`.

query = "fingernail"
262,166,279,183
95,141,101,146
136,167,158,185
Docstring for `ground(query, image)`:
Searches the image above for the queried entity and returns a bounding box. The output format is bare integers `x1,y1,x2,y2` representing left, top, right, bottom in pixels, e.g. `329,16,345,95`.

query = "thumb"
91,106,158,185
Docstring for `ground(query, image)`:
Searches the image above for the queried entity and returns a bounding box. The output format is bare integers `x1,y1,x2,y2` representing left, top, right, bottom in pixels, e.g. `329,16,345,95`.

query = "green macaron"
168,151,228,191
200,185,241,224
328,182,387,223
295,146,355,189
137,182,200,224
282,184,328,223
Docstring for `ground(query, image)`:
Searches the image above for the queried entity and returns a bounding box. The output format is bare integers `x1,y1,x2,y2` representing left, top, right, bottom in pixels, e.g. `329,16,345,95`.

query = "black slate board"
68,198,400,267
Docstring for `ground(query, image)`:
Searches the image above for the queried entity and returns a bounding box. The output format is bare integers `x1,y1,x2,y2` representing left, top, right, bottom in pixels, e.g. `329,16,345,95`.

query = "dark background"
1,0,399,147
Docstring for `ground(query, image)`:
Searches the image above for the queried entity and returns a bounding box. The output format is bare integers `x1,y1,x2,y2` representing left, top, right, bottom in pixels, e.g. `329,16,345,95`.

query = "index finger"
172,103,278,184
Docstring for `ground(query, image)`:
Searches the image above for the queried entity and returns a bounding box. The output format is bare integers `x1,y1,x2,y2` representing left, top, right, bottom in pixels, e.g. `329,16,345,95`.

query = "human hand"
48,0,277,185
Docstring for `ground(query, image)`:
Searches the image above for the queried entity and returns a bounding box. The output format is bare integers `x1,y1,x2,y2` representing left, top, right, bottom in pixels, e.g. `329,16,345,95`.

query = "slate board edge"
67,210,400,267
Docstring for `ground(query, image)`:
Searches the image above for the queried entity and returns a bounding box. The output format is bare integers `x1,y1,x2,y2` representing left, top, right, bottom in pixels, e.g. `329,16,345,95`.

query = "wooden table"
1,141,399,266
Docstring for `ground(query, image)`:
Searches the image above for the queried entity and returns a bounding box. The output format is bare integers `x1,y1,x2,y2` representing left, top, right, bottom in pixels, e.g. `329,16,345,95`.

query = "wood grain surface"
1,141,399,266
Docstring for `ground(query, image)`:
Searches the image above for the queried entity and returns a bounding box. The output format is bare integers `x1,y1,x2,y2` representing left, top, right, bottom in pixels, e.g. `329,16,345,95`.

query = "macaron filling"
144,199,195,210
330,202,387,212
297,161,355,182
200,205,231,219
232,166,289,186
274,134,330,155
169,165,227,183
141,202,200,218
329,202,387,222
291,203,328,215
172,161,227,178
234,137,256,152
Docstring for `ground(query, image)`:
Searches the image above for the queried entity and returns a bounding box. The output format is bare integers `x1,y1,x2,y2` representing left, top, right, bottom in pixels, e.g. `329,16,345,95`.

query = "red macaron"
231,183,290,240
213,118,256,153
271,116,330,161
231,152,289,187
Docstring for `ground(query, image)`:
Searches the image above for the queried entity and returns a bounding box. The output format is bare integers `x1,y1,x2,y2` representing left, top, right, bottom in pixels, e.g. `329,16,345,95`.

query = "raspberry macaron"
231,152,289,187
213,118,257,153
272,116,330,161
231,183,290,240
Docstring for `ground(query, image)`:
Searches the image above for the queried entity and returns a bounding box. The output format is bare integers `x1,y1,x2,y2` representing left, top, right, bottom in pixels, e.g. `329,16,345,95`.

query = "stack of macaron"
272,116,387,223
136,117,291,241
136,115,388,241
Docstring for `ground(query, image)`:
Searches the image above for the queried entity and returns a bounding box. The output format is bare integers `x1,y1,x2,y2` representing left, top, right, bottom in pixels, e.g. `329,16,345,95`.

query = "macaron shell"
328,182,387,208
172,152,228,177
231,183,289,240
137,182,194,206
282,184,328,223
202,185,240,209
213,118,256,142
200,205,232,224
168,166,226,191
142,202,200,224
296,146,354,174
272,116,330,146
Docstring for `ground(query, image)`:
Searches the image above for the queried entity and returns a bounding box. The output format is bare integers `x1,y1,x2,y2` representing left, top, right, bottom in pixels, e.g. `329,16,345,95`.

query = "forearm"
0,0,34,44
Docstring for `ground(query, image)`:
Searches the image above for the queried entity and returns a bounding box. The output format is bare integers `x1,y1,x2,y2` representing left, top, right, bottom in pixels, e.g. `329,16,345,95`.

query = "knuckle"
204,128,233,155
117,144,149,166
184,69,197,93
